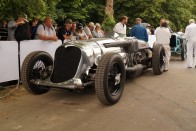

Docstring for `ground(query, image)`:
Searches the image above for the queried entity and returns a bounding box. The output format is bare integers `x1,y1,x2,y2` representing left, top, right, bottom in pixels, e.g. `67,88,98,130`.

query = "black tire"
152,44,166,75
181,42,186,61
21,51,53,94
95,53,126,105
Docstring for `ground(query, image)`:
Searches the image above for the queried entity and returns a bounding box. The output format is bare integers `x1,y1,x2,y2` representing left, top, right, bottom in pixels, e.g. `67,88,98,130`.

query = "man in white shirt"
154,18,166,35
155,24,171,45
35,17,58,41
113,16,128,37
184,19,196,68
155,22,171,71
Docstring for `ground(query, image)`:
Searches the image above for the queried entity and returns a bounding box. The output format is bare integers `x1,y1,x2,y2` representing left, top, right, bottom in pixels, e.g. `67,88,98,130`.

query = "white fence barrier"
0,40,62,83
20,40,62,66
0,41,19,83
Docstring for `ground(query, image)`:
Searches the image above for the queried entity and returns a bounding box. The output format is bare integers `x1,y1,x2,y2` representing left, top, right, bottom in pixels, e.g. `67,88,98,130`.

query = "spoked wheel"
95,53,125,105
21,51,53,94
152,44,166,75
181,42,187,61
108,63,122,96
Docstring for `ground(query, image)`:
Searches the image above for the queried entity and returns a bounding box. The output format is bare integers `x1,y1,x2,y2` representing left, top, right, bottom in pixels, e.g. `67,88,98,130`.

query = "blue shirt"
129,24,148,42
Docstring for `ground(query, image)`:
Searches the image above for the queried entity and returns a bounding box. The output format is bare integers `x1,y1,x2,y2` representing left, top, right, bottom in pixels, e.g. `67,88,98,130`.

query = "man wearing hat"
129,18,148,42
184,19,196,68
14,16,31,41
57,19,73,42
7,16,29,41
75,23,88,40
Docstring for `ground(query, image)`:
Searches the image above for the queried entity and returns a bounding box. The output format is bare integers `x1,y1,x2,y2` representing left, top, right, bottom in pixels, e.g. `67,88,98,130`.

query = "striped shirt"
0,27,8,40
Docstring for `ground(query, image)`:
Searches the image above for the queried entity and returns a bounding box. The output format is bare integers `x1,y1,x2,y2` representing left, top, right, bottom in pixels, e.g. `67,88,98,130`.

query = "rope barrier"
0,80,20,99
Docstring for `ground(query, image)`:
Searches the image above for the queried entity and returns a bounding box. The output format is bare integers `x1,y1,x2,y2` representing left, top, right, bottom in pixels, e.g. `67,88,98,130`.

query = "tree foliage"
55,0,105,24
0,0,196,31
0,0,47,20
102,0,115,32
114,0,196,31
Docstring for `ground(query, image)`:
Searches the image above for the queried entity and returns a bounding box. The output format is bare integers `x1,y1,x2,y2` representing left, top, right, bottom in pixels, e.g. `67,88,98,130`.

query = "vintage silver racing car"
21,37,166,105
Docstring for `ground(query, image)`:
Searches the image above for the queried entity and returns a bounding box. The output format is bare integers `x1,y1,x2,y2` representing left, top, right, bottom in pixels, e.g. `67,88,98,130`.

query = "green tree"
102,0,115,32
43,0,60,19
114,0,196,31
114,0,164,27
1,0,196,31
55,0,105,24
0,0,47,20
161,0,195,31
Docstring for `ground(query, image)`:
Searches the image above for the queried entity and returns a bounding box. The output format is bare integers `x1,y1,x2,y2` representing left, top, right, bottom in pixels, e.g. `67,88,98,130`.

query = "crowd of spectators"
0,16,106,43
0,15,174,44
0,15,162,43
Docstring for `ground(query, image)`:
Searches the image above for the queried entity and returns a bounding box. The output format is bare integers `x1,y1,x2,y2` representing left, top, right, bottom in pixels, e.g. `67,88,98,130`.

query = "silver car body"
32,37,150,89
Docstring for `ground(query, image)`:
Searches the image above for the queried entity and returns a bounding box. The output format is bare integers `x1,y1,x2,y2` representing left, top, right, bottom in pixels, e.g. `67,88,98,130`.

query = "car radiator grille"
50,46,81,83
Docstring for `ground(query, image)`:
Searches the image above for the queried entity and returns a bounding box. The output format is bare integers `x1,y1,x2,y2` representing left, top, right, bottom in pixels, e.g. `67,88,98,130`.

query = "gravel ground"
0,56,196,131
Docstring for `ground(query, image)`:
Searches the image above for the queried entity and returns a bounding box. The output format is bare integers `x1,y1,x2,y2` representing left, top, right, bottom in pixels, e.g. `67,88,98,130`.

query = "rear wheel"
21,51,53,94
95,53,126,105
181,42,186,61
152,44,166,75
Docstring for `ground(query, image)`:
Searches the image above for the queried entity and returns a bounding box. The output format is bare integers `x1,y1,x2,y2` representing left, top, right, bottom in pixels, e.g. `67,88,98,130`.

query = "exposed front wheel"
152,44,166,75
95,53,126,105
21,51,53,94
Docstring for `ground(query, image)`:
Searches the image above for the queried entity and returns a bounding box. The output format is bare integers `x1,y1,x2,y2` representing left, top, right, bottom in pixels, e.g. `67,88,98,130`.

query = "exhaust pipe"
126,64,145,77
